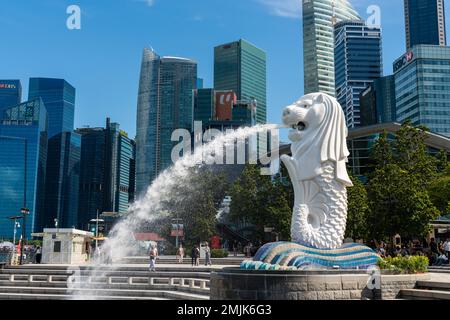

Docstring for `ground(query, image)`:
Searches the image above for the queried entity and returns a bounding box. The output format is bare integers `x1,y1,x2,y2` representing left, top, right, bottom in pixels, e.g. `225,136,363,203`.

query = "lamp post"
19,208,30,265
8,216,22,254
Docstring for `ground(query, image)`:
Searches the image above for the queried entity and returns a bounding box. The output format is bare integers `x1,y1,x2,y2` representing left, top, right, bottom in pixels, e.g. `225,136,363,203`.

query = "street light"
19,208,30,265
8,216,22,254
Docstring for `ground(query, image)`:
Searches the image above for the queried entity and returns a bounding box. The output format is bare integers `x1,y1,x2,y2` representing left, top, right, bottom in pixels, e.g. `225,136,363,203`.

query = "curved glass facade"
303,0,360,96
135,49,197,196
0,99,48,239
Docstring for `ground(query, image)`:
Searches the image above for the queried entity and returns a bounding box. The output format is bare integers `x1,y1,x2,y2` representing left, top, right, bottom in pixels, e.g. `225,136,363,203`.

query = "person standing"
191,246,197,267
204,243,212,266
444,239,450,261
35,246,42,264
149,245,158,272
195,245,200,266
176,244,184,264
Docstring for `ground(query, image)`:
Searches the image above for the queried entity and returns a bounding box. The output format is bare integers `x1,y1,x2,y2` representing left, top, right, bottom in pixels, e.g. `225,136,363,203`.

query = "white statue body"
281,93,353,249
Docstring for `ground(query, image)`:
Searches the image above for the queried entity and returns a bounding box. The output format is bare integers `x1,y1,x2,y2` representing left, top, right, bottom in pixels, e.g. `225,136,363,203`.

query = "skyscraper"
404,0,447,50
214,39,267,124
394,45,450,137
303,0,360,96
334,20,383,128
359,75,397,126
77,119,135,228
0,80,22,112
136,48,197,196
0,99,48,239
43,132,81,229
28,78,75,139
28,78,80,230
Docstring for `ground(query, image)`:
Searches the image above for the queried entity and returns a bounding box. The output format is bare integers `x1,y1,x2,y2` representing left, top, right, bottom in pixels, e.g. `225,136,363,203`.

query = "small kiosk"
33,229,93,264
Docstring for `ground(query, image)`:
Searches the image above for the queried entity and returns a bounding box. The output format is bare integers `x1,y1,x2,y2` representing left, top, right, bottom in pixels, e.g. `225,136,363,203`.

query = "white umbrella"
0,242,14,249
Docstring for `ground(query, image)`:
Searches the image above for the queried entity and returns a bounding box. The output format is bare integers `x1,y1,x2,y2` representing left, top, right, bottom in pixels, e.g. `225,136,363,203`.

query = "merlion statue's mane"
291,93,352,186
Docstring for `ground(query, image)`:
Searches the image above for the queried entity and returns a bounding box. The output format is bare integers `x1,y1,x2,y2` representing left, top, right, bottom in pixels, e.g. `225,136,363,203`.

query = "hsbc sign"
394,51,414,72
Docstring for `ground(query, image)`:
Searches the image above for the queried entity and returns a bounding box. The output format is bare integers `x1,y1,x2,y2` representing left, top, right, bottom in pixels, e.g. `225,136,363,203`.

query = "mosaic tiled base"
241,242,380,271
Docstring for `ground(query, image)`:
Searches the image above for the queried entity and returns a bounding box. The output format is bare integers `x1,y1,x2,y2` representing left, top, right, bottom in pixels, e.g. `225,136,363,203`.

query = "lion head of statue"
282,93,353,187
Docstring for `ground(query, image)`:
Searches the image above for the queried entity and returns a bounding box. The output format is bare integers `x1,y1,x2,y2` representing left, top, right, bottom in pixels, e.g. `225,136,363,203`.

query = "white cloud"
256,0,302,19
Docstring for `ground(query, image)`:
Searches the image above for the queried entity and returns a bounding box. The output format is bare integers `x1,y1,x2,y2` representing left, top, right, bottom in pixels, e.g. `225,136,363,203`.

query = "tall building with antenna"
303,0,360,96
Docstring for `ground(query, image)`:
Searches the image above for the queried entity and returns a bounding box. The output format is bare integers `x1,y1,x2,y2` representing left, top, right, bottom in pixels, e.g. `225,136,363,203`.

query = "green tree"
229,164,292,242
345,173,369,240
428,166,450,216
366,122,440,242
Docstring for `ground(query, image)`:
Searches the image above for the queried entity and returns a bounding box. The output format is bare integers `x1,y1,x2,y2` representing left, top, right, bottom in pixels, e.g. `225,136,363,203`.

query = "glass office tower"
43,132,81,229
359,75,397,126
28,77,80,229
77,119,135,228
303,0,360,96
28,78,75,139
136,48,197,196
334,20,383,128
404,0,447,50
0,99,48,239
214,39,267,125
394,45,450,137
0,80,22,112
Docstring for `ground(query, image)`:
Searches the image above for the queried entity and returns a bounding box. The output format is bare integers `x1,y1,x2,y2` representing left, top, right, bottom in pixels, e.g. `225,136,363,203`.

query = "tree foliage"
345,173,369,240
366,122,441,242
229,164,292,242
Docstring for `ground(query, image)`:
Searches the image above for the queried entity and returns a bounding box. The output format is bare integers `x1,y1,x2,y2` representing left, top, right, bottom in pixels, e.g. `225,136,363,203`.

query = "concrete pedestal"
210,268,430,300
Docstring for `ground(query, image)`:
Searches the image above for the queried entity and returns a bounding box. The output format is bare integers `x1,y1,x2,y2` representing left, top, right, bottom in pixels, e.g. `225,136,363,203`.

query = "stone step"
0,286,209,300
0,278,210,294
416,281,450,291
0,292,167,300
0,269,211,279
400,289,450,300
4,265,215,274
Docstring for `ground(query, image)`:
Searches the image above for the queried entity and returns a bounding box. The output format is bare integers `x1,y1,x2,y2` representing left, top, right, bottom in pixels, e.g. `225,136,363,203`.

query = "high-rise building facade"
136,48,197,196
394,45,450,137
303,0,360,96
28,78,80,230
0,99,48,239
404,0,447,50
0,80,22,112
334,20,383,128
214,39,266,124
42,132,81,230
359,75,397,126
77,119,135,228
28,78,75,139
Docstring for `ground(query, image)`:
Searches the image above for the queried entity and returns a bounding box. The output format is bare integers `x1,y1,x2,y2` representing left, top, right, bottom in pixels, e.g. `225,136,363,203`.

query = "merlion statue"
241,93,379,271
280,93,352,249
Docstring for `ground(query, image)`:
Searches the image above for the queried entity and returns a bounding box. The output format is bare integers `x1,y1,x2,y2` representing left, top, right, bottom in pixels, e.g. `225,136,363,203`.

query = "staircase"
400,280,450,300
428,265,450,274
0,265,211,300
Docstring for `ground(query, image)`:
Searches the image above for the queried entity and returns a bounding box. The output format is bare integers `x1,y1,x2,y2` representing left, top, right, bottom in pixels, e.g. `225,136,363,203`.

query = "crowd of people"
375,238,450,266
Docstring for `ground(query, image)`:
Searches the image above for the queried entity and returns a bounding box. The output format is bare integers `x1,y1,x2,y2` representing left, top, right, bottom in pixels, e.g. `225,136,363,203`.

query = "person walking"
204,243,212,266
149,245,158,272
176,244,184,264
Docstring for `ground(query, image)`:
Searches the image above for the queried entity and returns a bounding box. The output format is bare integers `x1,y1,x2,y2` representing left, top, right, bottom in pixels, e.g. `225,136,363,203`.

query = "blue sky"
1,0,449,140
